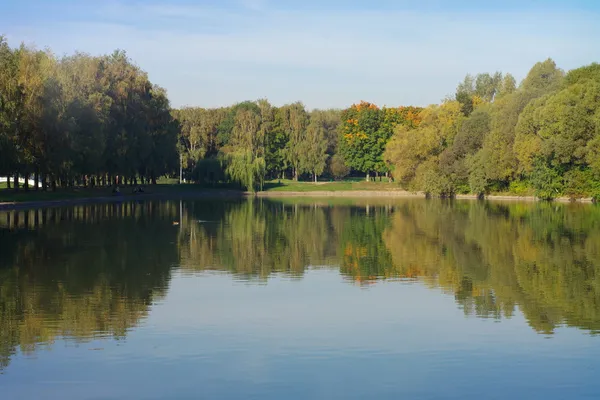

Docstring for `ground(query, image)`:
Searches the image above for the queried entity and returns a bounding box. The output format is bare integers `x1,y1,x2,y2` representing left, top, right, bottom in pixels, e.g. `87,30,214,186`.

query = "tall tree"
300,112,329,182
0,37,21,186
339,101,383,181
224,108,266,191
281,102,308,181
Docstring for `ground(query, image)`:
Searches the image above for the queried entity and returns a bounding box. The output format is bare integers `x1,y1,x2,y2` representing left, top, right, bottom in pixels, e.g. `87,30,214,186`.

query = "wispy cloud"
4,1,599,109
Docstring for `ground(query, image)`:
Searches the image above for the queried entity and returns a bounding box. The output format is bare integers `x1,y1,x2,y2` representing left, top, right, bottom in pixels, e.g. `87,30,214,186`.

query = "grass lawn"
262,179,402,192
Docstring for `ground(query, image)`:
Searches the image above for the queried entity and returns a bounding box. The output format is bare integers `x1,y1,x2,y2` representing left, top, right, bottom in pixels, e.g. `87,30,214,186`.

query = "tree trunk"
133,176,138,186
294,169,298,181
51,177,57,192
24,172,29,191
6,177,11,189
34,169,39,191
366,172,370,182
13,174,19,192
314,173,317,183
42,173,47,191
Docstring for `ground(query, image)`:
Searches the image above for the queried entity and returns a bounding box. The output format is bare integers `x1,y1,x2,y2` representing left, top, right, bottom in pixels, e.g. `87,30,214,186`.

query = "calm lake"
1,198,600,399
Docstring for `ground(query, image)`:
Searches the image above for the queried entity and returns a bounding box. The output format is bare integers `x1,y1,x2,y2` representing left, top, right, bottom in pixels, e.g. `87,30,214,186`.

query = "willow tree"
224,108,266,192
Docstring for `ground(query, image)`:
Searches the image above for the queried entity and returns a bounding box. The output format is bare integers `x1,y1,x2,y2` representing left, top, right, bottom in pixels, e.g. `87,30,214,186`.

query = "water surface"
1,198,599,399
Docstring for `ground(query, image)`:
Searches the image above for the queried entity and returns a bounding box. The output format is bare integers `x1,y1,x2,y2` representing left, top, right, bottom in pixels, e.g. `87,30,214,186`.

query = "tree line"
174,102,343,190
385,60,600,200
0,37,178,191
2,35,600,199
170,58,600,199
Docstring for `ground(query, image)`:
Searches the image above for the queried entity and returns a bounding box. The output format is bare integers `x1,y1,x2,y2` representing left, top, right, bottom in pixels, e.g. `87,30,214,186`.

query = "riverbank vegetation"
1,36,600,200
385,61,600,200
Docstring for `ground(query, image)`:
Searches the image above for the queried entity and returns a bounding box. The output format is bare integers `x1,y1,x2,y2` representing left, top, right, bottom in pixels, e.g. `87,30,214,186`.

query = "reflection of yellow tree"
383,201,600,334
336,206,394,284
4,197,600,372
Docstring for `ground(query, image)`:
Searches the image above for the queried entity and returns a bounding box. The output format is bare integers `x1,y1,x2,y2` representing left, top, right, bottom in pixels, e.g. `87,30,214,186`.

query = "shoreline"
0,189,595,211
258,191,594,203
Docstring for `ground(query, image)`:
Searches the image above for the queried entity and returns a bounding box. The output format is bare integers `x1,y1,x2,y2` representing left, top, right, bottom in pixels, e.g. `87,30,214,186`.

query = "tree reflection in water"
1,198,600,370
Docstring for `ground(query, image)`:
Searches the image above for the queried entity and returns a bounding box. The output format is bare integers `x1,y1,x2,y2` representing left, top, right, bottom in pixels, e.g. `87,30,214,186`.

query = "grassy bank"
262,179,399,192
0,179,402,203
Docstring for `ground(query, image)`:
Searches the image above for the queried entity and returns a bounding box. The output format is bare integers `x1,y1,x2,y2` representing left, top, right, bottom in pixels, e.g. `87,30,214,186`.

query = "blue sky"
2,0,599,109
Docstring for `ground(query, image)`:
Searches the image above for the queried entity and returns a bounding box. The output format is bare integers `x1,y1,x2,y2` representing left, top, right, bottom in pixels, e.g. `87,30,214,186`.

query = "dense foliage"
2,35,599,198
0,37,179,190
385,60,600,200
173,102,344,189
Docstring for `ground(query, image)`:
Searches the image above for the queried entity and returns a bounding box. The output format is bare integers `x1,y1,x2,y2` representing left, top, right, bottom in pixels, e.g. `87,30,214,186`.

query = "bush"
508,180,531,196
328,154,350,180
563,168,593,200
530,159,563,200
413,159,454,198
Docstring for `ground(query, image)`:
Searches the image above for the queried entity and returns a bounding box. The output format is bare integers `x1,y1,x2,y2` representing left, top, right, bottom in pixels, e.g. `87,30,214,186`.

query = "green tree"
281,102,308,181
0,37,21,187
328,154,350,180
300,112,329,182
476,59,564,190
339,101,383,181
224,108,266,191
385,101,463,194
